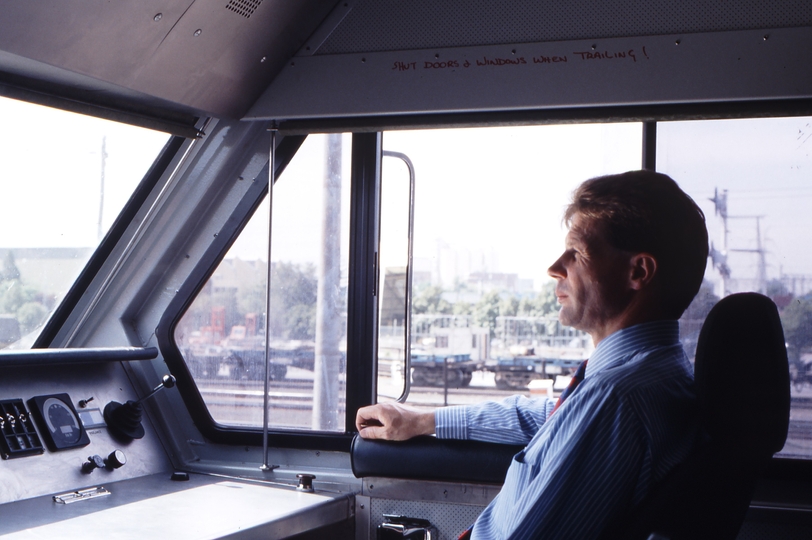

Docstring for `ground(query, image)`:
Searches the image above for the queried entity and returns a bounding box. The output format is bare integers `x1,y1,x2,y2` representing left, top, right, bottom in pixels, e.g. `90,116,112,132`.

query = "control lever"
81,450,127,473
103,375,176,442
136,375,177,405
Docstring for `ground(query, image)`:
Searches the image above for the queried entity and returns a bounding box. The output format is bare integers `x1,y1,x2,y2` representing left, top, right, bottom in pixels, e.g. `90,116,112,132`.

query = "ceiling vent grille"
226,0,262,19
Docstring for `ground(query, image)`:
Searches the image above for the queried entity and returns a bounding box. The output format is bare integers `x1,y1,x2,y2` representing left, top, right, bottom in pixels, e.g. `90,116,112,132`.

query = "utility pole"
97,136,107,241
709,188,731,296
729,215,767,294
312,134,343,430
710,187,768,295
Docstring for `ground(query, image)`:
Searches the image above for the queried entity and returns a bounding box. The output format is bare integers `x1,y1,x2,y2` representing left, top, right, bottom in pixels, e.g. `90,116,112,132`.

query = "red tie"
550,359,588,416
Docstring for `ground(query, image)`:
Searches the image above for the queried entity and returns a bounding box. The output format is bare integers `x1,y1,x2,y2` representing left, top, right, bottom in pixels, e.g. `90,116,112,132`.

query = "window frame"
156,133,382,451
157,100,812,463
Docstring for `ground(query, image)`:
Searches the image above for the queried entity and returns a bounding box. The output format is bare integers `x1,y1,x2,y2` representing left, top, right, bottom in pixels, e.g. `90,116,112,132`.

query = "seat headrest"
694,293,790,456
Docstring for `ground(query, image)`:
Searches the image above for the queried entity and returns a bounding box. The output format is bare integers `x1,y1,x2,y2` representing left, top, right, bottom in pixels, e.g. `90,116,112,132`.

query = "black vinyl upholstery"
351,434,523,484
609,292,790,540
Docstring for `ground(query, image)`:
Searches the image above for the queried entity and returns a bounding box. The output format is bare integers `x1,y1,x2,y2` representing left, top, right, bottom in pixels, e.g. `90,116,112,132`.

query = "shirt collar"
585,320,680,379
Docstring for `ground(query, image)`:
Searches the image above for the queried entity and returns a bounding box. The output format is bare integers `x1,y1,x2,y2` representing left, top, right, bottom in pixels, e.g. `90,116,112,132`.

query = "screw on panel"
763,35,769,41
591,44,596,50
260,56,267,63
194,29,202,37
675,39,681,45
153,13,162,22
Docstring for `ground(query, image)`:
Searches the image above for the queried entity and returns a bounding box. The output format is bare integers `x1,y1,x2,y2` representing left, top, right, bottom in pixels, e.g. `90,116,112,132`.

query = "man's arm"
356,403,436,440
356,395,554,444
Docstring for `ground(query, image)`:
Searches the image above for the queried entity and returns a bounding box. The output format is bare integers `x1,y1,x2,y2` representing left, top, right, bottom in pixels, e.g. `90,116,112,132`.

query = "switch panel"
0,399,44,459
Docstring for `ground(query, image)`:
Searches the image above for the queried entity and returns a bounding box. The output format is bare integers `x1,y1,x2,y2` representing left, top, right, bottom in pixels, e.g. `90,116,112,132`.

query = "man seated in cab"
356,170,709,539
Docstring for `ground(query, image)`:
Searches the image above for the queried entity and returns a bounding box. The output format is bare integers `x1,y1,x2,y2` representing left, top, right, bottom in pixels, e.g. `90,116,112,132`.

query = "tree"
412,285,452,315
499,296,519,317
781,294,812,361
681,280,719,321
269,261,318,340
474,290,501,336
16,301,48,334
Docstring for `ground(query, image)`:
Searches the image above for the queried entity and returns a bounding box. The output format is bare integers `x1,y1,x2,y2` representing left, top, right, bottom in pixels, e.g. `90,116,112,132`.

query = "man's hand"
355,403,436,441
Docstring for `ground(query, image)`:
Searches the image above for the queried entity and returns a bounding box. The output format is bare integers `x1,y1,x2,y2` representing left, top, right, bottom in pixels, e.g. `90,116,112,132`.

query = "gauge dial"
28,394,90,451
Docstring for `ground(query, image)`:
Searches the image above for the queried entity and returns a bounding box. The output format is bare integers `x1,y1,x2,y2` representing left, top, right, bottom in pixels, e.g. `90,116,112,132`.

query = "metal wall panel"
0,0,337,118
246,26,812,121
317,0,812,55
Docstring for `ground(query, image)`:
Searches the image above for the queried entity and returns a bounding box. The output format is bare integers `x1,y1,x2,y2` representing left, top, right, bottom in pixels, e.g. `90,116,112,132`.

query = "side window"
377,124,642,406
0,96,169,348
658,117,812,459
174,134,351,431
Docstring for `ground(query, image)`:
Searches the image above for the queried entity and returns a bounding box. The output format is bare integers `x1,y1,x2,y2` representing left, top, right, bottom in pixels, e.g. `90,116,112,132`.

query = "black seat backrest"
610,292,790,540
695,292,790,458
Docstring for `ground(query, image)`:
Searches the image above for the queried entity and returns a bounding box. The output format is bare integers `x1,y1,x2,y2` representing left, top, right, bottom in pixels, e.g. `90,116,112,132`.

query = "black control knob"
103,374,176,442
81,455,106,474
296,473,316,492
105,449,127,469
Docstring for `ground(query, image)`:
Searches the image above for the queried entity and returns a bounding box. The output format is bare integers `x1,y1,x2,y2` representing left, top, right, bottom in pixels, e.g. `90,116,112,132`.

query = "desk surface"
0,473,353,539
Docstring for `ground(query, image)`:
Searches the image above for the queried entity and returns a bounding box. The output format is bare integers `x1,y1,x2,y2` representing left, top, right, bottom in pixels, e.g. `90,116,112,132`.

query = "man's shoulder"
591,343,693,397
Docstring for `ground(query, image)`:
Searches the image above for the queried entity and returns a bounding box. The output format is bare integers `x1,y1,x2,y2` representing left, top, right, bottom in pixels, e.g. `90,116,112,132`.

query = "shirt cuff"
434,406,468,439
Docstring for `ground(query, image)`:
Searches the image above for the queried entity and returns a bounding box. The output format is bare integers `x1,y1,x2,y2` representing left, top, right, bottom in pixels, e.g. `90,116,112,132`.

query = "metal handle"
382,151,415,403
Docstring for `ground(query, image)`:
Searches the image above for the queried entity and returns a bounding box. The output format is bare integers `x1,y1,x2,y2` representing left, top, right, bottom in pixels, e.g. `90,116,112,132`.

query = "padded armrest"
351,434,523,484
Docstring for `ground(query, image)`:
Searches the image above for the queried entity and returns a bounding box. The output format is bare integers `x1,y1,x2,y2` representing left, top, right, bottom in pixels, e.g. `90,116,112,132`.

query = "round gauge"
28,394,90,451
43,397,81,445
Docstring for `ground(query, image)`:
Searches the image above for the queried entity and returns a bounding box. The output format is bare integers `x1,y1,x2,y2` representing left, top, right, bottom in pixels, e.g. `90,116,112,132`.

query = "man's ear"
628,253,657,290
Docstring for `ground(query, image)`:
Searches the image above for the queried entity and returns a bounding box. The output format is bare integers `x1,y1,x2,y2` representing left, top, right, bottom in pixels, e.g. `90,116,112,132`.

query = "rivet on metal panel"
361,58,366,63
763,35,769,41
675,39,681,45
194,29,202,37
591,44,596,50
153,13,162,22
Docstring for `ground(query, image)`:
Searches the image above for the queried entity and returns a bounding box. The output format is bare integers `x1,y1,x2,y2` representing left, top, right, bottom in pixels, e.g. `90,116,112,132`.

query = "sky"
0,97,169,249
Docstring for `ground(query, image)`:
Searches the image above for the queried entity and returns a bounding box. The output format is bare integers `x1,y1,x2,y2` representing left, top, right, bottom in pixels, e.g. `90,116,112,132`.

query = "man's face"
547,214,634,342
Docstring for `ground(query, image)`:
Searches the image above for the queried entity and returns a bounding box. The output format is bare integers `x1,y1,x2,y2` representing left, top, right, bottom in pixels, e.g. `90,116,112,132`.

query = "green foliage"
474,291,501,336
181,260,321,343
766,279,789,297
16,302,48,334
412,285,452,315
517,281,558,317
269,261,318,340
781,294,812,360
0,258,51,340
452,301,473,315
682,280,719,321
499,296,519,317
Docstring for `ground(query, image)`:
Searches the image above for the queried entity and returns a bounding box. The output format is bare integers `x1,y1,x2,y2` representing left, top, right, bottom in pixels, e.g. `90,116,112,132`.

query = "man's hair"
565,170,708,319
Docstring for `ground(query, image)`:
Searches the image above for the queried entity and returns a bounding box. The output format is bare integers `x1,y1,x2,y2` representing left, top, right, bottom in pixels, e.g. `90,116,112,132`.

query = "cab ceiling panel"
316,0,812,54
0,0,338,119
247,0,812,121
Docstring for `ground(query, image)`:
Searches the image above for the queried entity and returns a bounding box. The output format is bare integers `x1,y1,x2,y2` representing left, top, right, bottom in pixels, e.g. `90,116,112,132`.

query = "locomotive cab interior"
0,1,811,538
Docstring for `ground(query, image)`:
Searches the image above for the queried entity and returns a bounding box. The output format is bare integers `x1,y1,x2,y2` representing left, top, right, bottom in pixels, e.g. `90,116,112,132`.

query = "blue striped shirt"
435,320,697,540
